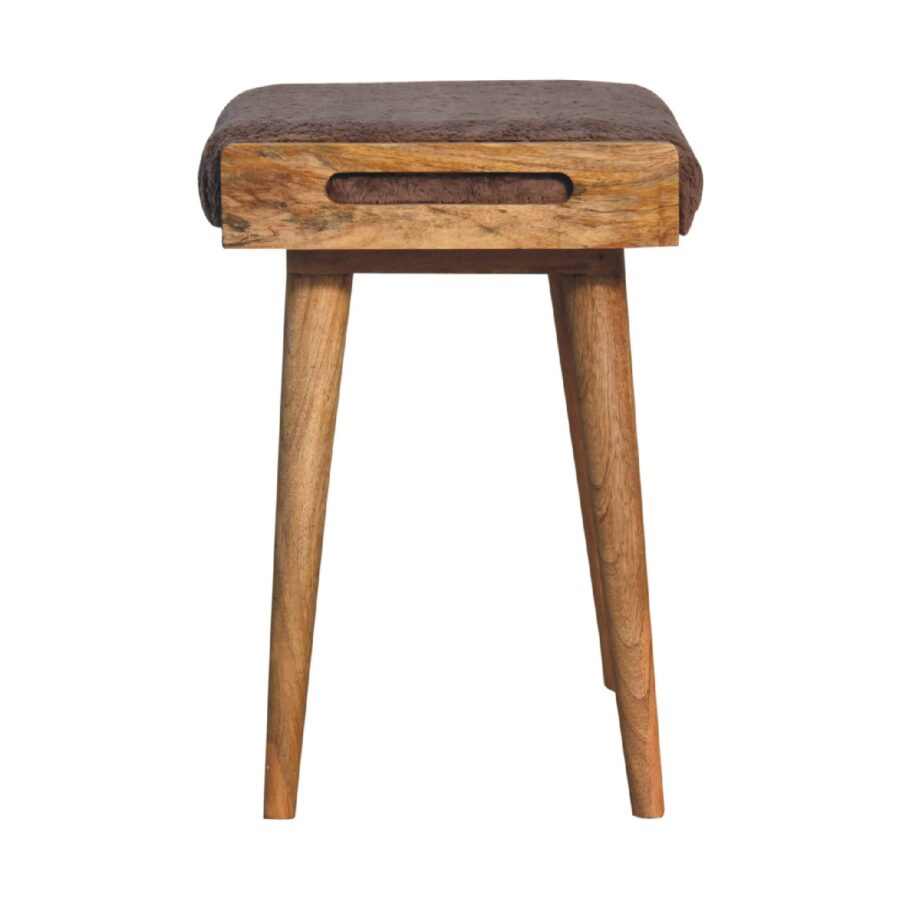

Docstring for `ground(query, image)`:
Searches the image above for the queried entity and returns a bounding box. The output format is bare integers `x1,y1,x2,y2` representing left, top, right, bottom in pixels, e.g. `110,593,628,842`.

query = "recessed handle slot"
327,172,573,205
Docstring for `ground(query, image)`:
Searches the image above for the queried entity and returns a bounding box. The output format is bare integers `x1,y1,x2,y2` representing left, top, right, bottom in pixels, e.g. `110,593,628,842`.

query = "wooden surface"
264,271,352,819
552,256,664,817
221,142,679,250
258,247,664,818
286,249,623,274
550,278,616,691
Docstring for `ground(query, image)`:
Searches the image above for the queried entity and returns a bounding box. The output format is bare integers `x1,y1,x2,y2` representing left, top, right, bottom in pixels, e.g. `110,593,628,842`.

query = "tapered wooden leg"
264,269,352,819
553,253,664,818
551,277,616,691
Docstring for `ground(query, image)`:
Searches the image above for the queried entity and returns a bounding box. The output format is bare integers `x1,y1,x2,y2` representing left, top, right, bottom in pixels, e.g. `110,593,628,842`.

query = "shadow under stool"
198,80,704,819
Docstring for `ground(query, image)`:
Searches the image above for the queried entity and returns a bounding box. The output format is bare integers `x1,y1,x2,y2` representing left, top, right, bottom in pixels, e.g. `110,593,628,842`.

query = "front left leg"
264,270,352,818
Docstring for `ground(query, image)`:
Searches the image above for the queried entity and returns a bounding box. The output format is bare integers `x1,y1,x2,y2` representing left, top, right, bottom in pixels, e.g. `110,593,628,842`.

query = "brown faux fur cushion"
199,81,703,234
327,172,572,205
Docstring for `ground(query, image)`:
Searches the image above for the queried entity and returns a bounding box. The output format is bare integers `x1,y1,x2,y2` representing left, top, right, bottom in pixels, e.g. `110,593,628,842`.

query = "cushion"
198,81,703,235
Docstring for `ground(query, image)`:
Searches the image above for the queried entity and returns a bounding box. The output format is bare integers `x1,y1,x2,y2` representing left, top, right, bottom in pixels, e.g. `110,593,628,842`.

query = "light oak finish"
550,279,616,691
287,249,623,275
264,271,352,819
223,138,673,816
552,255,664,817
221,142,679,250
258,252,666,818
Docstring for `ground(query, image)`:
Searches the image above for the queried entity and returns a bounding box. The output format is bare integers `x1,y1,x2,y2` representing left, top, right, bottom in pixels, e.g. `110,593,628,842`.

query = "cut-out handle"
327,172,573,205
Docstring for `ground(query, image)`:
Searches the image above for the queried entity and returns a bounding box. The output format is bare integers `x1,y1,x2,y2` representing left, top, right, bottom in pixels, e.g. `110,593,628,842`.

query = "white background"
1,2,898,897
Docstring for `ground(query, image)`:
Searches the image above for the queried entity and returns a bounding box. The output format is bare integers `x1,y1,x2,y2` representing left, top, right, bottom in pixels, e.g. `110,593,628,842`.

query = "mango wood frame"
219,141,669,820
221,141,679,250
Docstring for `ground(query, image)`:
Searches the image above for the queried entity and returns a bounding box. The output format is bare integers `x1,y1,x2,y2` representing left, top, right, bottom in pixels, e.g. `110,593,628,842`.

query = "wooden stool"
199,81,703,819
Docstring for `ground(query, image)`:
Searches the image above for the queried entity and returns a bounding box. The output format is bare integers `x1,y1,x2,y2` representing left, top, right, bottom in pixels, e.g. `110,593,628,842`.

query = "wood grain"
550,277,616,691
221,142,679,250
264,270,352,819
553,256,664,817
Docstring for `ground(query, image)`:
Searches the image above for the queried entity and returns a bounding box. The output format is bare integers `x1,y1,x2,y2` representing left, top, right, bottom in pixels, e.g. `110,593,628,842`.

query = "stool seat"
198,80,703,235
